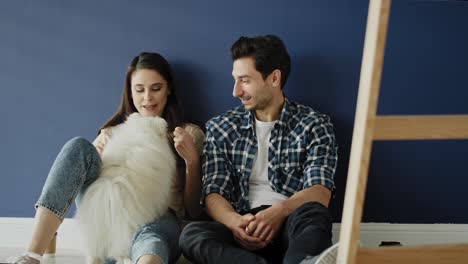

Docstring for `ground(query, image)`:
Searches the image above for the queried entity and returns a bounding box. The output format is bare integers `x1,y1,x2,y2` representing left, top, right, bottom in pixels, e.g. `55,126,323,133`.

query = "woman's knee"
131,229,171,264
133,223,170,247
134,212,181,244
136,254,163,264
58,137,100,165
131,214,181,264
59,137,101,182
63,137,94,154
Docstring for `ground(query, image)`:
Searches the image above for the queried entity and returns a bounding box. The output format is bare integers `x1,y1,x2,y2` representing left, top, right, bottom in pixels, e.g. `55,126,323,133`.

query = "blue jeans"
35,137,182,264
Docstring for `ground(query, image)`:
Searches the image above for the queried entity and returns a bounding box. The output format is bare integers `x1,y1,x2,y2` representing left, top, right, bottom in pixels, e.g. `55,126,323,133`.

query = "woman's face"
130,68,170,117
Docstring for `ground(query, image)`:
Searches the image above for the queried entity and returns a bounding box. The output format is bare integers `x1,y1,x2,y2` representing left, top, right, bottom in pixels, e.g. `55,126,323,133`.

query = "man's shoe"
315,243,339,264
300,243,339,264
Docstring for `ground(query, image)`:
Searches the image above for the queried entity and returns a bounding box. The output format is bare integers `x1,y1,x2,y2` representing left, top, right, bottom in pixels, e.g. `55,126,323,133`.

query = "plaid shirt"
202,98,337,212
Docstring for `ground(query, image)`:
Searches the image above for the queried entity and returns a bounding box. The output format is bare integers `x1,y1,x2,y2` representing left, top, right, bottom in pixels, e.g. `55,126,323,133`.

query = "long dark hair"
99,52,184,165
100,52,183,132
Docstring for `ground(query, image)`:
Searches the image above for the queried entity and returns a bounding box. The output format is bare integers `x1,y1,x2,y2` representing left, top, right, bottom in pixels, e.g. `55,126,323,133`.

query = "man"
180,35,338,264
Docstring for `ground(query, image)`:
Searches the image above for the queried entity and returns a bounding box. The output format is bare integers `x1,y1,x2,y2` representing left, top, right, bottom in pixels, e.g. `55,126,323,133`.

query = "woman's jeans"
35,137,181,264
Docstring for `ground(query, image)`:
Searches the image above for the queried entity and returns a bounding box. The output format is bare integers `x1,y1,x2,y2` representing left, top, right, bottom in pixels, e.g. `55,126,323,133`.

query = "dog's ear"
148,116,168,137
125,112,142,125
125,114,167,137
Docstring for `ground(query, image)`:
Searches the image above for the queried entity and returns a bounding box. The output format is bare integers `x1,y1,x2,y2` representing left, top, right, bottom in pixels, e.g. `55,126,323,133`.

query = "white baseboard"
0,218,84,250
1,217,467,251
331,223,468,246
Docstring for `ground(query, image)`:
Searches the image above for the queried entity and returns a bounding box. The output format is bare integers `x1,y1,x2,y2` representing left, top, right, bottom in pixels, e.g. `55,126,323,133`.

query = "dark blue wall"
1,0,467,223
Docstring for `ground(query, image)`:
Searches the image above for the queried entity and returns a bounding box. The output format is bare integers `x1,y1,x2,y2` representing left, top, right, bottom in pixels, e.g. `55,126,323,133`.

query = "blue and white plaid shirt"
202,98,337,212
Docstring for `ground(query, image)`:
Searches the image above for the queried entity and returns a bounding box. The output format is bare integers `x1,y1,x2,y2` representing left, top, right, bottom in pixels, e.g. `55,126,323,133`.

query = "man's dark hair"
231,35,291,89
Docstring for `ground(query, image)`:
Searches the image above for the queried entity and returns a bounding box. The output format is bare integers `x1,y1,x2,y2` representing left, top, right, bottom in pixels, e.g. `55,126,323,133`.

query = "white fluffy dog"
77,113,176,264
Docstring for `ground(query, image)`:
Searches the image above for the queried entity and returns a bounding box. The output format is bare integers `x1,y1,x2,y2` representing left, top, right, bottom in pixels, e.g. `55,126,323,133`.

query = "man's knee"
179,222,198,249
287,202,332,231
180,220,232,254
292,201,330,218
179,221,213,252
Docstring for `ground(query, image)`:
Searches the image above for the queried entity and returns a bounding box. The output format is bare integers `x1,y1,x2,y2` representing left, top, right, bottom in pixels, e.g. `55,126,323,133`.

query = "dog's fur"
77,113,176,264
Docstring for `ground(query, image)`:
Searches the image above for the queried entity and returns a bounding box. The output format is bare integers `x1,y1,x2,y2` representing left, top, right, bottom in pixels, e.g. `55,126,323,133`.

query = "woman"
10,52,204,264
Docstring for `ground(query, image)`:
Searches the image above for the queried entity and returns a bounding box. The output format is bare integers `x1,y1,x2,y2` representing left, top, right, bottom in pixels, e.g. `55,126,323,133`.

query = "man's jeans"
179,201,332,264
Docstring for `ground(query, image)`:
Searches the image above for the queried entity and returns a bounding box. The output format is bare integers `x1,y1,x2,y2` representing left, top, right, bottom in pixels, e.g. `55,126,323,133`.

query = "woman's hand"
175,125,204,218
173,126,199,167
92,128,111,156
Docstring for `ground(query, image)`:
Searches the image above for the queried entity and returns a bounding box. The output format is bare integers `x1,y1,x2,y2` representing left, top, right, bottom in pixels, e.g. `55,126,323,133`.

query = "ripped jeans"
36,137,181,264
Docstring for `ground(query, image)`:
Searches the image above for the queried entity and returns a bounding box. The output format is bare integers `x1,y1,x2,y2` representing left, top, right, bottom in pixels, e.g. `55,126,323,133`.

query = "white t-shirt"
249,119,288,208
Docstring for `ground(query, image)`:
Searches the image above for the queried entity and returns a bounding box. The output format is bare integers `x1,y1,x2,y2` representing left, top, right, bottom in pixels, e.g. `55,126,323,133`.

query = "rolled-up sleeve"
302,115,338,191
201,124,233,207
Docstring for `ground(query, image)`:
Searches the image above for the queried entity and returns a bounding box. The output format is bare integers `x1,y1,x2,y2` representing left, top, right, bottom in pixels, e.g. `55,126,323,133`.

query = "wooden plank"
337,1,392,264
373,115,468,140
357,244,468,264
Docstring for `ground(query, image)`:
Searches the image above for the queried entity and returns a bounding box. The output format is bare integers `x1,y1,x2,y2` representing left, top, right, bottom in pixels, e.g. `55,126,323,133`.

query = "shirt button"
237,169,241,173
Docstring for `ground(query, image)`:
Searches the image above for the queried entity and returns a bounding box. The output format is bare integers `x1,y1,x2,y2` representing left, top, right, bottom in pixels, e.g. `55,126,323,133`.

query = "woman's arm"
173,124,205,218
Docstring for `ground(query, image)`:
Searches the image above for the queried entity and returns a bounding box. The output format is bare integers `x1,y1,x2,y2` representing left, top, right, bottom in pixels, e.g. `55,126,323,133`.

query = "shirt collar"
277,98,292,128
239,97,292,130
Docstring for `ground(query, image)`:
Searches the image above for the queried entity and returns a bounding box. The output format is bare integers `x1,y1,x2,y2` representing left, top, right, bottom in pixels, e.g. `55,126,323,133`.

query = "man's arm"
246,114,337,242
245,185,331,243
202,121,268,251
279,184,331,215
205,193,245,228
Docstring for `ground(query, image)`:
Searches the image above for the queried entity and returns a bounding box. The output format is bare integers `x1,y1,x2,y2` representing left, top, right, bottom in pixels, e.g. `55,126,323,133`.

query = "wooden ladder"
337,0,468,263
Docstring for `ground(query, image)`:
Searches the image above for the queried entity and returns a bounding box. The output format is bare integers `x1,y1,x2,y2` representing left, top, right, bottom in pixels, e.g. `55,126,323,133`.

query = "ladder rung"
356,244,468,264
373,115,468,140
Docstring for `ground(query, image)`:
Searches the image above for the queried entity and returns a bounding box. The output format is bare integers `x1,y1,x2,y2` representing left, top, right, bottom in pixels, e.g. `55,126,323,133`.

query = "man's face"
232,57,275,111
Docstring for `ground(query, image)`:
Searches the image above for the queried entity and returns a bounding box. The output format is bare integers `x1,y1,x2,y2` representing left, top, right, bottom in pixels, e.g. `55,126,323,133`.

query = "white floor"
0,247,85,264
2,218,468,263
0,248,192,264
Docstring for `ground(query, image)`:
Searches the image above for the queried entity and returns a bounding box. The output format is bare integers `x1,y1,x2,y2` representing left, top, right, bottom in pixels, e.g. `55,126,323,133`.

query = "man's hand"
244,204,287,244
205,194,268,251
228,214,267,251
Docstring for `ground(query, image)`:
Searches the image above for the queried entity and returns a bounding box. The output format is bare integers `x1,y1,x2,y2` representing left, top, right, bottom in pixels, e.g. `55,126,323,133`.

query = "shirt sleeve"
302,114,338,191
200,123,234,207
